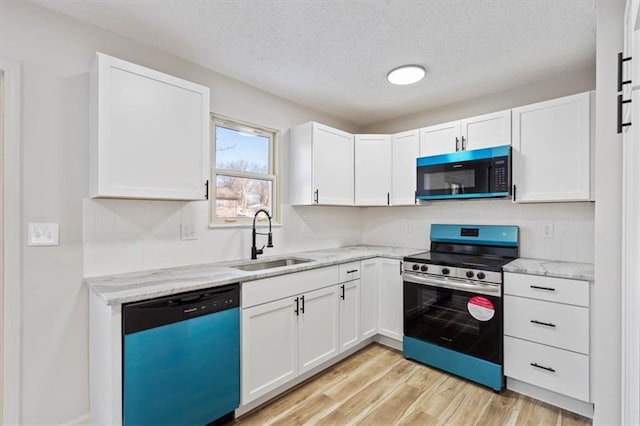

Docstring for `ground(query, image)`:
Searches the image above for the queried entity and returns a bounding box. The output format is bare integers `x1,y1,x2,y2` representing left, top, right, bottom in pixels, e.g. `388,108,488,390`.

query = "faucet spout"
251,209,273,259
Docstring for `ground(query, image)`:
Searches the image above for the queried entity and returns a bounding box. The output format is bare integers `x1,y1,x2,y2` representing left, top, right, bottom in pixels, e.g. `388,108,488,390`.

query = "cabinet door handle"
295,297,299,316
618,94,632,134
400,261,403,275
205,180,209,200
346,269,358,274
314,189,319,204
618,52,633,92
341,284,345,300
530,362,556,373
461,136,466,151
530,319,556,328
387,192,390,206
455,137,460,151
512,184,517,202
530,285,556,291
300,295,305,314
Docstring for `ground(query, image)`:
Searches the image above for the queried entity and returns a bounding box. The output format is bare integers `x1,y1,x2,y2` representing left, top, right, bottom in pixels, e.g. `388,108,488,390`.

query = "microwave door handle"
487,165,492,191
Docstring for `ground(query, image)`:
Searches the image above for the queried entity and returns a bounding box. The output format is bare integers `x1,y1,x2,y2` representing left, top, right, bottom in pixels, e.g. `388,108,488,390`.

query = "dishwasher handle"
123,283,240,335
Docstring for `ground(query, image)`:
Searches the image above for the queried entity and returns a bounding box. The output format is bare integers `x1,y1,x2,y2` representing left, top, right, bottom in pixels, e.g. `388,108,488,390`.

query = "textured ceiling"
32,0,596,126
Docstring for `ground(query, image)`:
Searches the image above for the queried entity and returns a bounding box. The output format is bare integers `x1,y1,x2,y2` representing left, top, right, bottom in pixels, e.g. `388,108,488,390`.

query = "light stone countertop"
502,257,594,282
85,245,424,306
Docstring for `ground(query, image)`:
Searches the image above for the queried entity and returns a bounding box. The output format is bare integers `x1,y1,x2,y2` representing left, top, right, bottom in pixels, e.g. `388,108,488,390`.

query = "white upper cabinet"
512,92,592,203
391,129,420,206
290,122,354,205
89,52,210,200
420,120,460,156
354,135,392,206
420,110,511,157
460,110,512,151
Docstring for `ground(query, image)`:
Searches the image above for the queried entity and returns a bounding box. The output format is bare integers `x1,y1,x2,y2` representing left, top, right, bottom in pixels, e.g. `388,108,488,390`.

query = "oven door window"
403,282,502,364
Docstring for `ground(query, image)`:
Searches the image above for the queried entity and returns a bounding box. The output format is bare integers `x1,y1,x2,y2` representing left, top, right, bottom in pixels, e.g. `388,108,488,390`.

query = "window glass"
211,116,278,224
215,126,269,173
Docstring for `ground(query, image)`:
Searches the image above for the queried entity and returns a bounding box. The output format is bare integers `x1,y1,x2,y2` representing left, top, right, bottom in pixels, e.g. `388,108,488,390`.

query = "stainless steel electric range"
403,224,519,391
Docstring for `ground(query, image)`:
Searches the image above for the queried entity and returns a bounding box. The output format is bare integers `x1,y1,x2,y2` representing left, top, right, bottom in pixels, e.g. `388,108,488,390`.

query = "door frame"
1,57,22,426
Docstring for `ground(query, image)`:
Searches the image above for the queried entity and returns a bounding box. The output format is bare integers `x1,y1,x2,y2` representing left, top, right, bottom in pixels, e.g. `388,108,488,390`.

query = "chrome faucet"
251,209,273,260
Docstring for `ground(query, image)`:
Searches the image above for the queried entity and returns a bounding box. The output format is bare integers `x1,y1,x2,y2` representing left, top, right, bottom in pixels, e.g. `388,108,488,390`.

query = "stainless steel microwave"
416,145,511,200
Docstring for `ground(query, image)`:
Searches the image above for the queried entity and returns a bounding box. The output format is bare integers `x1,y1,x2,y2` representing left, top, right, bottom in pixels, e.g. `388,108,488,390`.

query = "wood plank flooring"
236,344,591,426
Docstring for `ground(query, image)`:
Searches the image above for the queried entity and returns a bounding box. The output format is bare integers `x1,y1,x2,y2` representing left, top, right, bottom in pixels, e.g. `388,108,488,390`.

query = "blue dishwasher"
123,284,240,426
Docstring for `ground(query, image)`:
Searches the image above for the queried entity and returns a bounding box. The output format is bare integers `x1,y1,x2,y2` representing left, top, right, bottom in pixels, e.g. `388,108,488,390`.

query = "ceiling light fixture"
387,64,426,86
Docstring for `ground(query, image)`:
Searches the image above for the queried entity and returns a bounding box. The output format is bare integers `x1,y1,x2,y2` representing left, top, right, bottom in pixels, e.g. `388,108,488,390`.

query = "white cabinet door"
420,121,460,157
312,124,354,205
391,129,420,206
241,297,297,404
90,52,209,200
355,135,392,206
360,259,378,339
338,280,361,352
460,109,511,150
298,286,340,374
512,92,592,202
378,258,403,341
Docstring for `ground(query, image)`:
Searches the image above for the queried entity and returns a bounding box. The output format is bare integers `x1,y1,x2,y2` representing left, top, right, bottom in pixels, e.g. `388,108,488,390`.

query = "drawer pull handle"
530,285,556,291
530,362,556,373
530,320,556,328
346,269,358,274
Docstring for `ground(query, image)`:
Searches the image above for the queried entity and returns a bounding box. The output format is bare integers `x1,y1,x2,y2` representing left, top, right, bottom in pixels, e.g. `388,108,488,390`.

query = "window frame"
209,114,280,226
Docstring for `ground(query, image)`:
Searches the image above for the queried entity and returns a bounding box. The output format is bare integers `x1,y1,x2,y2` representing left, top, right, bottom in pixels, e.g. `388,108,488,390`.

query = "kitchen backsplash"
84,197,593,277
360,199,594,263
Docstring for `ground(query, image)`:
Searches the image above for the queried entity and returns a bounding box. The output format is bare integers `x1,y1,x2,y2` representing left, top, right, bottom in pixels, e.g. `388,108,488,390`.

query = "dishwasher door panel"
123,307,240,426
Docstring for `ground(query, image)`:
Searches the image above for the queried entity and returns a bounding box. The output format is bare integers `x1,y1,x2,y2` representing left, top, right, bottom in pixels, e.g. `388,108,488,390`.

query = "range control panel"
404,261,502,285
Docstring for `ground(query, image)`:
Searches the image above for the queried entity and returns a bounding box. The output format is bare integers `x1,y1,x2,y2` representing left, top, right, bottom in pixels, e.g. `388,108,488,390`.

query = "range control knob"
477,272,486,280
412,264,419,271
442,268,450,275
420,265,428,272
466,271,475,278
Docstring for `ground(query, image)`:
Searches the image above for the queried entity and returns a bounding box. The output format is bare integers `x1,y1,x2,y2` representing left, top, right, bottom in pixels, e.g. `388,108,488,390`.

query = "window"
211,115,279,224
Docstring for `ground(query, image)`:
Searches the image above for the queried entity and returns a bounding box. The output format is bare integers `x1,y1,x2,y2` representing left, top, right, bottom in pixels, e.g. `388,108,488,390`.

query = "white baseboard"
507,377,594,418
375,334,402,351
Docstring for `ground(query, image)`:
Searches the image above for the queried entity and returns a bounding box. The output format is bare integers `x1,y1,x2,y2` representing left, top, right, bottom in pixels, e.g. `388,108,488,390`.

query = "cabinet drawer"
504,336,589,402
242,266,339,308
504,273,589,307
339,261,361,282
504,295,589,354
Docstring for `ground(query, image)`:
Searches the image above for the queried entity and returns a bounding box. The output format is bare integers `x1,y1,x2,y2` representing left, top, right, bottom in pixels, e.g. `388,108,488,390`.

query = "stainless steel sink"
231,257,312,272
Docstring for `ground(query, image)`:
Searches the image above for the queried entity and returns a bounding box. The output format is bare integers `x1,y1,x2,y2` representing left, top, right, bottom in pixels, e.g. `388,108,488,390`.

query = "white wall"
0,1,362,423
361,201,594,262
593,0,625,424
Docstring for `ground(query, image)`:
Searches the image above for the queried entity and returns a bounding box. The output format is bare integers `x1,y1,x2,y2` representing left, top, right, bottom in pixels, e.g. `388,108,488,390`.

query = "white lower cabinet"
377,258,403,341
504,272,592,406
298,286,340,374
360,259,379,339
241,297,298,404
338,279,361,352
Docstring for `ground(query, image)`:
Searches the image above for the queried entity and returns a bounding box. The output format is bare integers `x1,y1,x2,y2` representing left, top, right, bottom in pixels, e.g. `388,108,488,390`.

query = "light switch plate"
28,223,59,246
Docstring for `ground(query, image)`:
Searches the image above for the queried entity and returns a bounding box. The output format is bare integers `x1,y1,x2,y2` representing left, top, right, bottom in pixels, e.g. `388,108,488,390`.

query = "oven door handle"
403,271,501,297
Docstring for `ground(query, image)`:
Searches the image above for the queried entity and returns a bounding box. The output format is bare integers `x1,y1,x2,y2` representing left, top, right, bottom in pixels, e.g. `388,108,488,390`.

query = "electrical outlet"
541,223,554,239
181,223,197,241
404,222,412,233
28,223,59,246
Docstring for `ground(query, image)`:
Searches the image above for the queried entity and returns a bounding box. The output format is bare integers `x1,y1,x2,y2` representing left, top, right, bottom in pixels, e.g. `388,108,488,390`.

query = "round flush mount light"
387,64,426,85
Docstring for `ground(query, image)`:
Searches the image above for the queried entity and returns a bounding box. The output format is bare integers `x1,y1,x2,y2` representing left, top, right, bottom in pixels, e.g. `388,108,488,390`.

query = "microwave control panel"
491,158,509,192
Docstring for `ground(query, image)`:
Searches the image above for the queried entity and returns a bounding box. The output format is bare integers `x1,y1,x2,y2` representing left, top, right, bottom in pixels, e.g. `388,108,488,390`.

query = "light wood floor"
236,344,591,426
